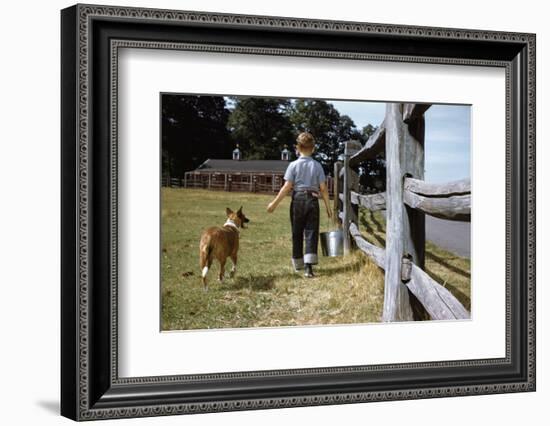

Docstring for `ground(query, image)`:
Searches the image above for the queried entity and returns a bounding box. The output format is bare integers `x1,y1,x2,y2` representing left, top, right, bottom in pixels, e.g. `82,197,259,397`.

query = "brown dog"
199,207,249,289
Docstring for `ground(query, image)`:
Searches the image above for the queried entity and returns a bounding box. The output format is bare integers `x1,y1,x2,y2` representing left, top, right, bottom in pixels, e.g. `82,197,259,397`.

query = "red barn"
175,146,333,195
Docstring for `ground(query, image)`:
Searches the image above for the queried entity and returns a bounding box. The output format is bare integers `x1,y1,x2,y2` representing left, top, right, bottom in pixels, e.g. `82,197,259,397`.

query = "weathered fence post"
383,103,414,322
402,104,426,269
342,141,362,255
333,161,342,226
401,104,428,320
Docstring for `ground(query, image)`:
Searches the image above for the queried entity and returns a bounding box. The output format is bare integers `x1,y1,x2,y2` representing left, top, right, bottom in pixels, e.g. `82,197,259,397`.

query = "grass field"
161,188,470,330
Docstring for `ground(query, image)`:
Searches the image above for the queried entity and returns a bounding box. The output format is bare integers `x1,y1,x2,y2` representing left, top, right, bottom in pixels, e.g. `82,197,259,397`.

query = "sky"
331,100,471,183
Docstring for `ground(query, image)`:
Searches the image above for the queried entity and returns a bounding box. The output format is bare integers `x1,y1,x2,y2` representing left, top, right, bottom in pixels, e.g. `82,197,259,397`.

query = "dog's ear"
237,206,243,215
225,207,233,216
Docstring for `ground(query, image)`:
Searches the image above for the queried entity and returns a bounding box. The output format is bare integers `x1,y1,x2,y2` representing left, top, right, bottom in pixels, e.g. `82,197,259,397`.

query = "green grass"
359,209,471,312
161,188,470,330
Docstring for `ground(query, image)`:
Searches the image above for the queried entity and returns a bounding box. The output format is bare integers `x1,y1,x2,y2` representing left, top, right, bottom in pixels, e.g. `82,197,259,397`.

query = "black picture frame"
61,4,536,421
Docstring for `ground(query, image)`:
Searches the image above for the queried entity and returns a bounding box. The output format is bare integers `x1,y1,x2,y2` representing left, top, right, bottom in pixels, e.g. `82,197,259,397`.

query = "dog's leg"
230,254,237,278
218,259,226,282
200,244,212,290
202,259,212,291
201,259,212,291
202,264,210,290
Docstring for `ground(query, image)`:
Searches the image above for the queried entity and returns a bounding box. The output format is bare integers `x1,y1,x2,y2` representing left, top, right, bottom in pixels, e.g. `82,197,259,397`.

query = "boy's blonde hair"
296,132,315,151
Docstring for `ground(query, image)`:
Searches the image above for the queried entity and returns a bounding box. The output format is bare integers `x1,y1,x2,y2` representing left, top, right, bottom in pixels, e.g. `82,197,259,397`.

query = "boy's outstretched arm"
267,181,293,213
319,182,332,218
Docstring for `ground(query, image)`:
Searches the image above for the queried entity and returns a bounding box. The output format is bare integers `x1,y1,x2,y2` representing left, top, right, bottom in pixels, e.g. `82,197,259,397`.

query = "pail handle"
324,207,339,233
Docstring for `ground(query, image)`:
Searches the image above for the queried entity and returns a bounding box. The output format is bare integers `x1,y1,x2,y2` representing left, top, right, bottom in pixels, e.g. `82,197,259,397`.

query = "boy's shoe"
304,264,315,278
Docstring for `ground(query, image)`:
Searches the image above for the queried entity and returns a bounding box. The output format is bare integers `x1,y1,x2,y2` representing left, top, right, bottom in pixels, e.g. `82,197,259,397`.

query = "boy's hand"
267,202,276,213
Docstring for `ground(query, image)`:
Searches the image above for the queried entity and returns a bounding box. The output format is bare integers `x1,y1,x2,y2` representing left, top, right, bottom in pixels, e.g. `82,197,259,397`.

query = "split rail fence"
334,103,471,322
162,173,335,196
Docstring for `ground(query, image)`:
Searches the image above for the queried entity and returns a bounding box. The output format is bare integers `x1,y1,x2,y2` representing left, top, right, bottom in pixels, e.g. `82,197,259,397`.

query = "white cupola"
281,145,290,161
232,144,241,161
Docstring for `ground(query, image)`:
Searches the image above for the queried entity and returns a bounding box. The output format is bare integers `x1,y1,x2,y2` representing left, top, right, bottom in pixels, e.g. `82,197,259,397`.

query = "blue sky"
331,101,471,183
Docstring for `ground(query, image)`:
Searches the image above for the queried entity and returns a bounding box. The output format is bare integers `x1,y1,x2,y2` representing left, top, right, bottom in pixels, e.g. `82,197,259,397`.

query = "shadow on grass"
424,268,471,310
228,274,281,291
225,256,365,290
360,212,471,280
360,214,386,247
425,251,470,279
370,210,385,233
318,257,364,277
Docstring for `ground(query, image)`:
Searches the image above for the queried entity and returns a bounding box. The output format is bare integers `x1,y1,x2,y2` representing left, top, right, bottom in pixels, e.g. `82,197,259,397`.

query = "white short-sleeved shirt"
283,155,326,191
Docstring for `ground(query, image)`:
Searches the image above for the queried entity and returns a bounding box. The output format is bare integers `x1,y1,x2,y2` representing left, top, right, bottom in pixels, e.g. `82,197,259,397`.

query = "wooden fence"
334,103,471,322
165,173,286,193
163,172,335,197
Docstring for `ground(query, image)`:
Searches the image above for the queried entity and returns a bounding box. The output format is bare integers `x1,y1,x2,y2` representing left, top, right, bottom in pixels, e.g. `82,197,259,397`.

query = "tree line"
162,94,385,191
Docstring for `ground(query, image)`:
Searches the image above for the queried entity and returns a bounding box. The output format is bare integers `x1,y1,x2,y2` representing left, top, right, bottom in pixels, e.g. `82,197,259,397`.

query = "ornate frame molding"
61,4,535,421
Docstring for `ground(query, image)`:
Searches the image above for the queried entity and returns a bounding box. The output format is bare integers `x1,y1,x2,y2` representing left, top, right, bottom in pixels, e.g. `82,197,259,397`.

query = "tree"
162,95,230,178
334,114,363,162
289,100,360,173
361,124,376,141
357,124,386,192
161,94,386,191
227,97,294,160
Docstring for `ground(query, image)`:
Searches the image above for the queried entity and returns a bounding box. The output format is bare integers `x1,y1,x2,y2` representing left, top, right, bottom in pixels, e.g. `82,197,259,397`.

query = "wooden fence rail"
351,192,386,211
341,181,472,220
404,177,470,196
163,174,335,197
348,222,469,320
403,191,471,221
337,102,471,322
348,123,386,167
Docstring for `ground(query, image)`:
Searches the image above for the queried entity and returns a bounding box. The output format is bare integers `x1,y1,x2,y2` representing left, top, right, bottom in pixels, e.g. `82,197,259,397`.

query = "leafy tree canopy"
227,97,294,160
162,95,230,177
162,95,386,187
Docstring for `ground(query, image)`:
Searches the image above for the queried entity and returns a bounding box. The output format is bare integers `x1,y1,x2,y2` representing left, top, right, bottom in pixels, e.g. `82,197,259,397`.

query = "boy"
267,132,332,278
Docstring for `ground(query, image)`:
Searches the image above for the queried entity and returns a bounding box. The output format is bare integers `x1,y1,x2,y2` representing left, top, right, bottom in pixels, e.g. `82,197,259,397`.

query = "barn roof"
194,159,290,174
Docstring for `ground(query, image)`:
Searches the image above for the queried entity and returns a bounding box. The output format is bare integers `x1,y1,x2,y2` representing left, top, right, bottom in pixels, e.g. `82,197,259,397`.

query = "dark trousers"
290,191,320,268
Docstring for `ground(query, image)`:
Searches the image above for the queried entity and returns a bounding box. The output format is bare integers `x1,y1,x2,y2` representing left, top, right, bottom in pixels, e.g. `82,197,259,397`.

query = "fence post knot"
401,254,413,283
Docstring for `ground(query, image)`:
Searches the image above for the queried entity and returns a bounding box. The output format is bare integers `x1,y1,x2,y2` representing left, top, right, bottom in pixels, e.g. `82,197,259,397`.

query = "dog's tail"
199,236,213,288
